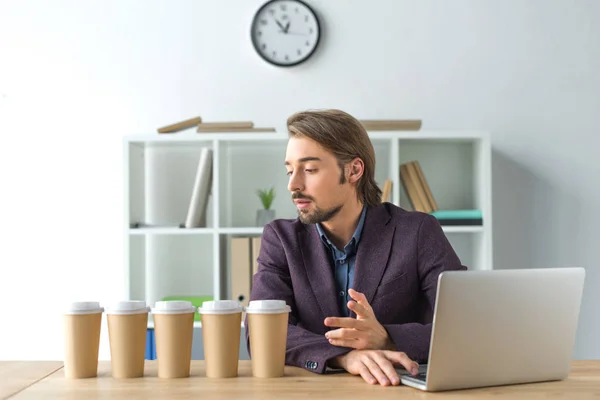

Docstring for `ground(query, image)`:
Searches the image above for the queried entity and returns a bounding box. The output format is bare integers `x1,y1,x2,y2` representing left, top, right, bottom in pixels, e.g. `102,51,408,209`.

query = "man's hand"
331,350,419,386
324,288,394,350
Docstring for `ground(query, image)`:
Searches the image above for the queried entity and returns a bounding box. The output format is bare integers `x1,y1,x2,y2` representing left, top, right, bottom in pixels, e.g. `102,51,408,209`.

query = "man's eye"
305,169,316,173
286,171,293,176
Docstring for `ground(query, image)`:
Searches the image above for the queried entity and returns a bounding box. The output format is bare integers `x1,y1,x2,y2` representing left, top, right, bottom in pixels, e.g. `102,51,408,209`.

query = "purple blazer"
247,203,466,374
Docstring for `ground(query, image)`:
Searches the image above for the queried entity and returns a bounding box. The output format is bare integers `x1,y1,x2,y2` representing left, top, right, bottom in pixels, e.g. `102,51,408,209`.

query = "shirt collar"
316,205,368,252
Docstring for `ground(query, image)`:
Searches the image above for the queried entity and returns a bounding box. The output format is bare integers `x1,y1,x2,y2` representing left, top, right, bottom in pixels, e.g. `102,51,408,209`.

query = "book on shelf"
381,180,392,203
430,210,483,226
157,116,202,134
400,161,437,213
230,236,262,309
360,119,422,131
184,148,213,228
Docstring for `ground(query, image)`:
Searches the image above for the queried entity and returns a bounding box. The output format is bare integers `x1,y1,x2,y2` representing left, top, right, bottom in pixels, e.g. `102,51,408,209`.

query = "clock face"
251,0,321,67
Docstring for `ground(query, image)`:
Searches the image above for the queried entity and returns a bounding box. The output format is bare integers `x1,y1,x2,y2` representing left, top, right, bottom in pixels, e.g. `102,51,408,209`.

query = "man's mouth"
294,199,312,209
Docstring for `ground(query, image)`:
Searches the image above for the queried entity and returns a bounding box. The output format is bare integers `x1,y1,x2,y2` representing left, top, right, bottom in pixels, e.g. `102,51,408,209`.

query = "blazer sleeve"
382,214,466,363
246,224,351,374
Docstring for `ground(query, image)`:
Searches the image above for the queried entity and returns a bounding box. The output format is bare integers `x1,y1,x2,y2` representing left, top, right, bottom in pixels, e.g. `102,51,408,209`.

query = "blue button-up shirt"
316,206,367,317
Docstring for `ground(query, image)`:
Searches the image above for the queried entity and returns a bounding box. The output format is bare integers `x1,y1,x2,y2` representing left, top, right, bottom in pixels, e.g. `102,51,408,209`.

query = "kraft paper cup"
106,301,150,378
198,300,243,378
63,301,104,379
246,300,291,378
151,300,196,378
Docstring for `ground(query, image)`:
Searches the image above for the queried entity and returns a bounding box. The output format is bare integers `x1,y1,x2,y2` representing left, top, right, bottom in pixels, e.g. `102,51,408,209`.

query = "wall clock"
250,0,321,67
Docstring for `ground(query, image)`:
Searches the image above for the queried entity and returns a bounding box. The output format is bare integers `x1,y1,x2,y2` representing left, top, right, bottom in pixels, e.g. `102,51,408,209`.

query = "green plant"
257,187,275,210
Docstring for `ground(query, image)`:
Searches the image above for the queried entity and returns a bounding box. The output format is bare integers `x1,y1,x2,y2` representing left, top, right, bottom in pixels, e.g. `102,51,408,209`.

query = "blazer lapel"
298,224,340,319
352,205,395,312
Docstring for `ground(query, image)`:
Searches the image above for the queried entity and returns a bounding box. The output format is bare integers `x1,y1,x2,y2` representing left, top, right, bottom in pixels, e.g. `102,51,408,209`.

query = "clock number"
281,14,289,20
305,40,310,46
281,4,287,11
285,55,290,61
272,51,277,58
295,7,299,13
257,31,262,36
268,9,275,15
297,49,301,56
305,15,309,22
260,19,268,25
262,44,267,50
309,27,314,34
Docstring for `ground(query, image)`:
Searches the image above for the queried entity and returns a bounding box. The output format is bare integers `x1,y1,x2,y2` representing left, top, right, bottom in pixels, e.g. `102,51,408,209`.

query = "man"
247,109,466,386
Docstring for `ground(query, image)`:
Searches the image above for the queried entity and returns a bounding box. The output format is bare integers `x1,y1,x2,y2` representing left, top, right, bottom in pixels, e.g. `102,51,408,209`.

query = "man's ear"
348,158,364,184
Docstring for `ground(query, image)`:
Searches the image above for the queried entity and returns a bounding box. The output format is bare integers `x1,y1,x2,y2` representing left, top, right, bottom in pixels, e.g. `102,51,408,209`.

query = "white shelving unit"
123,130,493,313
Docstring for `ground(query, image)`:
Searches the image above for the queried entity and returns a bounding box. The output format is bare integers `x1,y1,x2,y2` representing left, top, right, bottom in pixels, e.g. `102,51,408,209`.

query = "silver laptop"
399,267,585,392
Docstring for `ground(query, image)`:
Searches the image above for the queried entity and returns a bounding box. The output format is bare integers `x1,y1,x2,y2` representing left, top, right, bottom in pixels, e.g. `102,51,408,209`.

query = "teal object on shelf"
430,210,482,219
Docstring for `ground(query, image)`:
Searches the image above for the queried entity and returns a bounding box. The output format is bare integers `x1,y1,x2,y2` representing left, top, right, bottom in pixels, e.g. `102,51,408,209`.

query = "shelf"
129,226,215,235
218,227,264,235
441,226,484,234
128,225,481,235
124,130,488,146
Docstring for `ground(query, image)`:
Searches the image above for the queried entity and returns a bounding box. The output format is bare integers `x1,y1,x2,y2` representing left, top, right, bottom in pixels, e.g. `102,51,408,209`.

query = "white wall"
0,0,598,360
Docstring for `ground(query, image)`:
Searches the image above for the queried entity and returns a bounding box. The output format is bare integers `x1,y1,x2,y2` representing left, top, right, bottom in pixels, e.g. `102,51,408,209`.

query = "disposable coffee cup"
197,300,243,378
63,301,104,379
246,300,291,378
151,300,196,378
105,301,150,378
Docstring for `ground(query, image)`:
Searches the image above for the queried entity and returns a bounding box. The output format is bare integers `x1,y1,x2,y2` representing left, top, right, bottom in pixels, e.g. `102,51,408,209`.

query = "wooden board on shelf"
158,116,202,133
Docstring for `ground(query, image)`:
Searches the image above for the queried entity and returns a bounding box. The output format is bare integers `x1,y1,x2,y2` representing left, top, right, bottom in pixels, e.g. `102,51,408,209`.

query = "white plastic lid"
198,300,243,315
245,300,291,314
65,301,104,315
151,300,196,315
105,300,150,315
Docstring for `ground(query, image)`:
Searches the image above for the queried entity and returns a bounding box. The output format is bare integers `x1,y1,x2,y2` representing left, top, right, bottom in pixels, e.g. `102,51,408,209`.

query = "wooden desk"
0,361,63,399
5,360,600,399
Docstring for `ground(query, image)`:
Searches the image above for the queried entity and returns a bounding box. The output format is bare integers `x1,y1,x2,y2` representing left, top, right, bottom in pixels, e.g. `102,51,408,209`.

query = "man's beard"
298,203,343,224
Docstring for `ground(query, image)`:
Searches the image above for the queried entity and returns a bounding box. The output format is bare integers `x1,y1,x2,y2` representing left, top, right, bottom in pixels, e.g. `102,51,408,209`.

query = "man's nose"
288,171,304,193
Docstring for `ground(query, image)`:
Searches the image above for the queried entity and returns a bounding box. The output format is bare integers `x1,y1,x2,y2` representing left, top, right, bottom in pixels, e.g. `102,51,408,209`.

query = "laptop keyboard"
410,373,427,382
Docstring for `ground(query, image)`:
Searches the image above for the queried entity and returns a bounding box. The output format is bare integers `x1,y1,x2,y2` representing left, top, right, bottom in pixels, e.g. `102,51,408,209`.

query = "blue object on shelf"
430,209,482,219
145,328,155,360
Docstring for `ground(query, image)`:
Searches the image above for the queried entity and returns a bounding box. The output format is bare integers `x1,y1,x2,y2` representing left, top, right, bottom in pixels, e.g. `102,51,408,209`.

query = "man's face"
285,137,352,224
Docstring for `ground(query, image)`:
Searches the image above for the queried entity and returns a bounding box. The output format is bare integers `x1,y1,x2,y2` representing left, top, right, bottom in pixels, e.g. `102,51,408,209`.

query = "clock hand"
275,20,287,33
284,21,290,33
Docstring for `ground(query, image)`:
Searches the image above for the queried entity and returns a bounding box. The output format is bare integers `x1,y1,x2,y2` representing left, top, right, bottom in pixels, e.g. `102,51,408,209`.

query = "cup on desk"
151,300,196,378
105,301,150,378
63,301,104,379
246,300,291,378
197,300,243,378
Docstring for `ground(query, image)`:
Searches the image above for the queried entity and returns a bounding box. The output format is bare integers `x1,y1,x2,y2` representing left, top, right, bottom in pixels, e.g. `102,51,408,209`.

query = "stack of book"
157,116,275,134
399,160,482,226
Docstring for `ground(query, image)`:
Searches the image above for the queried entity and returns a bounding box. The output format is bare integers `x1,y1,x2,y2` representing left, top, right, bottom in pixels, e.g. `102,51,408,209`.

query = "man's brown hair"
287,109,382,206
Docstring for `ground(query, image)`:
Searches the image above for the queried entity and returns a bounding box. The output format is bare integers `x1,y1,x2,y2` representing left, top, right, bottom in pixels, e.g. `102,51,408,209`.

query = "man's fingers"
347,300,370,317
358,365,377,385
328,338,360,348
348,288,368,304
372,352,400,385
324,317,362,329
383,350,419,375
362,355,391,386
326,328,361,340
